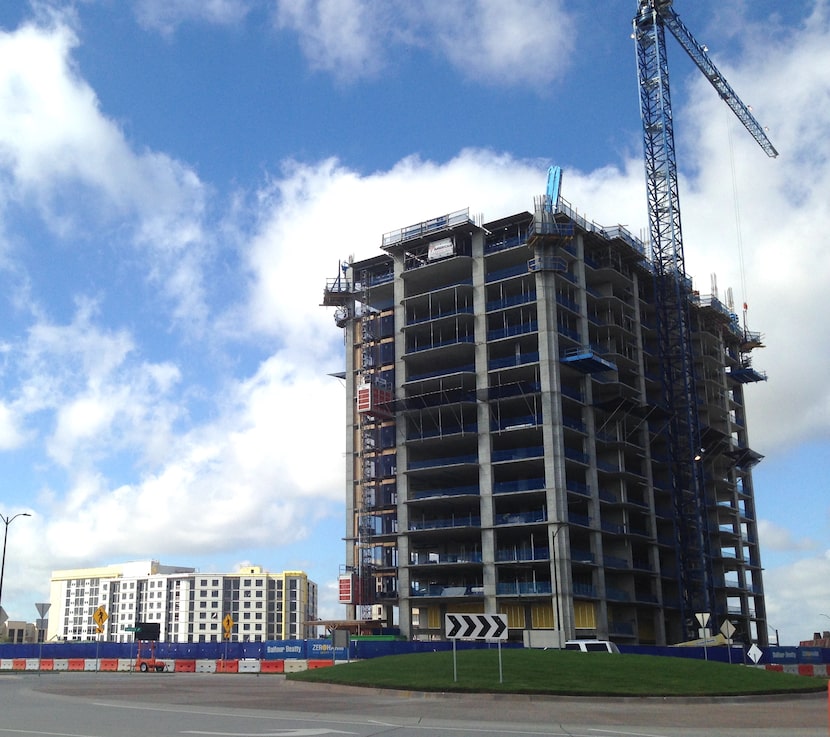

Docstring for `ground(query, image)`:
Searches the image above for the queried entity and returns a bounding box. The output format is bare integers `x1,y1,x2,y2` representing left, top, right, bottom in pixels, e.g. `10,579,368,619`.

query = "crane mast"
633,0,776,639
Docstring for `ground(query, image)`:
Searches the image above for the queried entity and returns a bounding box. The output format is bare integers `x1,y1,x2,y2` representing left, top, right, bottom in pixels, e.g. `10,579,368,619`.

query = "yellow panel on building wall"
573,601,597,629
427,607,441,629
531,603,555,629
499,604,525,629
451,602,484,614
638,617,655,641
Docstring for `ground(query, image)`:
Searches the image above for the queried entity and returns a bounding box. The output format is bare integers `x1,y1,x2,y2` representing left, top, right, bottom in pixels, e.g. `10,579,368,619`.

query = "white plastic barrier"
118,659,133,672
84,659,98,671
0,659,13,671
25,659,40,671
53,659,69,671
238,659,261,673
195,659,216,673
283,659,308,673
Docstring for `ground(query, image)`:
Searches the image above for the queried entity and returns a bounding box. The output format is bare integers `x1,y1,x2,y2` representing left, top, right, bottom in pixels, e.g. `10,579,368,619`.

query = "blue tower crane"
632,0,776,640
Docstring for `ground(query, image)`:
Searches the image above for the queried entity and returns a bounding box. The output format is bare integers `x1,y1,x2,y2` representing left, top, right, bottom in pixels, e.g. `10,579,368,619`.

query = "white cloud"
0,18,210,331
757,520,819,553
273,0,576,86
671,2,830,452
244,150,546,352
133,0,253,36
274,0,389,80
11,300,183,469
421,0,576,88
0,400,26,449
763,552,830,645
41,351,345,563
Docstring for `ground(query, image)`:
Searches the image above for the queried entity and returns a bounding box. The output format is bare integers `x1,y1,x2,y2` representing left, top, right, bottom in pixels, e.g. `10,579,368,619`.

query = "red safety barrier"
306,660,334,669
764,663,784,672
12,659,26,671
175,659,196,672
259,660,284,673
39,659,54,671
798,664,815,677
67,659,86,671
215,660,239,673
99,659,119,672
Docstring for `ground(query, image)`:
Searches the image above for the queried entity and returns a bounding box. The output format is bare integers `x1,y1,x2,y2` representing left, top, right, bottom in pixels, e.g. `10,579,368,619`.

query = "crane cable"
726,112,750,334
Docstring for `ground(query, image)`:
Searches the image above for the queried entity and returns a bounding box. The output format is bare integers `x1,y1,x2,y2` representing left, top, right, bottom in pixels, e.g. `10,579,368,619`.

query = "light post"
549,521,569,648
0,512,32,616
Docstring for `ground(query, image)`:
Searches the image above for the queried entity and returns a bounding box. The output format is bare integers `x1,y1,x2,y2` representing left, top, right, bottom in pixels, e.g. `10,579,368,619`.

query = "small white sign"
720,619,737,639
747,644,763,664
428,237,455,261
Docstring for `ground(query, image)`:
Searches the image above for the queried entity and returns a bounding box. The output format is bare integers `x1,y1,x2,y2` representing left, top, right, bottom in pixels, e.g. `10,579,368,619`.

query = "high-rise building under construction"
323,190,767,647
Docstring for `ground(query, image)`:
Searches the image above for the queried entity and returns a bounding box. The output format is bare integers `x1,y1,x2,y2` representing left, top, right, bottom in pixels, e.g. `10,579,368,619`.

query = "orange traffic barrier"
306,659,334,669
259,660,284,673
764,663,783,672
39,659,54,671
175,659,196,672
67,659,86,671
798,664,815,677
12,659,26,671
215,660,238,673
99,659,119,672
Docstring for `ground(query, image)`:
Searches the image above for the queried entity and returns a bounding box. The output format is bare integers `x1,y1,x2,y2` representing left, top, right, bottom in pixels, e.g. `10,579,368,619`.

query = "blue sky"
0,0,828,647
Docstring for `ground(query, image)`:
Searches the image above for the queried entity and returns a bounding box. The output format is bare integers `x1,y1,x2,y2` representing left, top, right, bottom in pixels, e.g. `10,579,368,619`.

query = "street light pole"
0,512,32,615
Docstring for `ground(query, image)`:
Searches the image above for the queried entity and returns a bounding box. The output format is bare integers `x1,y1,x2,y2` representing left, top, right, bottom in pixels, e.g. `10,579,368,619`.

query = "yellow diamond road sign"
93,606,108,627
222,614,234,631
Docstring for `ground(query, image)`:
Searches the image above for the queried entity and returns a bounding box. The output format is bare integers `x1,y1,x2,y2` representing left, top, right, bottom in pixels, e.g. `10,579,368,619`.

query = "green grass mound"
288,649,828,697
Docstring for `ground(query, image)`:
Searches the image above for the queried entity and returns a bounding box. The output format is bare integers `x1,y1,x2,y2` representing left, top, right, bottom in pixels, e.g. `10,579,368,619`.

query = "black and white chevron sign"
445,613,508,640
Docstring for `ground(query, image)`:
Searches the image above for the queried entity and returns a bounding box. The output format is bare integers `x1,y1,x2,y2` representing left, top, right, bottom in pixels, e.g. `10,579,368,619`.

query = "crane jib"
656,3,778,158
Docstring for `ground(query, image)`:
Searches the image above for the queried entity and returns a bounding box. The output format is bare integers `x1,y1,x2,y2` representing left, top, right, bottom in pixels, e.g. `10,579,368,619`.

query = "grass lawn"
287,649,829,697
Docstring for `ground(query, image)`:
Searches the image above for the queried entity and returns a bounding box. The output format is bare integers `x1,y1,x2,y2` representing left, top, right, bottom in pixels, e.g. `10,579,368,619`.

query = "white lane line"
0,729,103,737
588,729,672,737
182,730,356,736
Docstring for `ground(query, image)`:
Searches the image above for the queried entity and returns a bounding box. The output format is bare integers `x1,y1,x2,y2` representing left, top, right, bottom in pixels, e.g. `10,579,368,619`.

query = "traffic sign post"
92,605,108,664
695,612,712,661
34,603,50,676
445,613,508,684
720,619,737,664
222,614,234,661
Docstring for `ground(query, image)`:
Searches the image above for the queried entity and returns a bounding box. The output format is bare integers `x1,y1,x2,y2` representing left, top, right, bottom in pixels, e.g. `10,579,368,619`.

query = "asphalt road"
0,672,826,737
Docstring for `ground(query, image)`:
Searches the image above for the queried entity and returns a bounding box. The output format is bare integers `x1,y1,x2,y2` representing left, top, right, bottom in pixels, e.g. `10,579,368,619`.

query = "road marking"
0,729,105,737
589,729,671,737
182,731,356,736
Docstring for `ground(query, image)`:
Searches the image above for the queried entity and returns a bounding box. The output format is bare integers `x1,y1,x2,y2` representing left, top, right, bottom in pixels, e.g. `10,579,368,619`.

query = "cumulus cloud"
757,520,820,553
41,352,345,563
672,2,830,452
0,400,26,449
0,18,210,331
244,150,547,351
273,0,576,86
133,0,253,36
12,299,182,469
763,553,830,645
